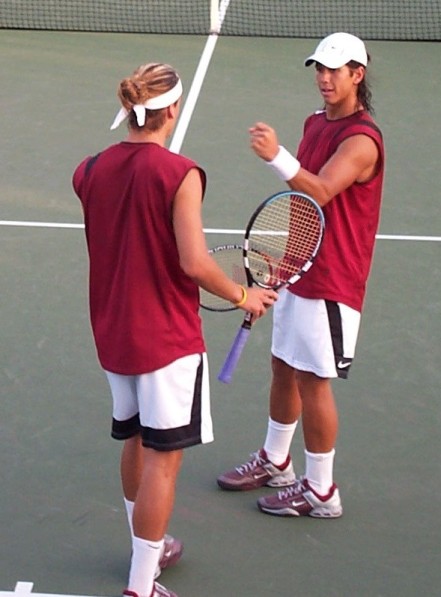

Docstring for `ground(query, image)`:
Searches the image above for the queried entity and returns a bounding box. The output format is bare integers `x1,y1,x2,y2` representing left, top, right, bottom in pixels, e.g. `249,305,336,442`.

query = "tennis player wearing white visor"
73,62,276,597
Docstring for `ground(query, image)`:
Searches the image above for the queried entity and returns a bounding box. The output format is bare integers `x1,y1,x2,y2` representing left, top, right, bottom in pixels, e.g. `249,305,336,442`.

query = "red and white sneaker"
217,449,296,491
156,534,183,576
124,581,178,597
257,477,343,518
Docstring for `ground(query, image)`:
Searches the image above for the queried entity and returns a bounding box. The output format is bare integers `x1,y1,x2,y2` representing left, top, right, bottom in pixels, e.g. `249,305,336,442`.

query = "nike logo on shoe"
253,472,269,480
290,499,306,508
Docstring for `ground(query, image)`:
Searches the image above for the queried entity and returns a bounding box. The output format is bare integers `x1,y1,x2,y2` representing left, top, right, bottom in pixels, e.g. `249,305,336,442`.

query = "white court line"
0,221,85,229
169,0,231,154
0,582,103,597
0,220,440,242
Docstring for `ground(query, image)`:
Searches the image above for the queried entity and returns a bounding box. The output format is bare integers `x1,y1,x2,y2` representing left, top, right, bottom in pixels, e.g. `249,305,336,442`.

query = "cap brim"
304,53,348,69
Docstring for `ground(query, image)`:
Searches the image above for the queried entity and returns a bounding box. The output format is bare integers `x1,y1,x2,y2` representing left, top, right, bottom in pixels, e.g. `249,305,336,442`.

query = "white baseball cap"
304,32,368,68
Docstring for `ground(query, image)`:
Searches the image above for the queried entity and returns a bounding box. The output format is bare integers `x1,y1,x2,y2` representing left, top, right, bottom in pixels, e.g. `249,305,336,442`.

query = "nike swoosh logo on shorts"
337,360,351,368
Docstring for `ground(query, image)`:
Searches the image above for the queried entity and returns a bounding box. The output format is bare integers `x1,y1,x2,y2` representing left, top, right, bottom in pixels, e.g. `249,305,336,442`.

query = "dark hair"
347,58,374,114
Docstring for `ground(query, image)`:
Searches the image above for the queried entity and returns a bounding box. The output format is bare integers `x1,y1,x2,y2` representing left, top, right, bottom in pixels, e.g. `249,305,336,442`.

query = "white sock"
124,497,134,538
263,417,298,466
305,449,335,496
128,536,164,597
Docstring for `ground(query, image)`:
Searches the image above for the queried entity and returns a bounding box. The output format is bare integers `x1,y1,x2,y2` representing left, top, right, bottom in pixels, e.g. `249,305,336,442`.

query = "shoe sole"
258,503,343,518
217,476,296,491
266,475,296,488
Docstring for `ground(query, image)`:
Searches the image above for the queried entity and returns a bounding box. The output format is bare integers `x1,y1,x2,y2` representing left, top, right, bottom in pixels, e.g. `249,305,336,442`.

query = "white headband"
110,79,183,130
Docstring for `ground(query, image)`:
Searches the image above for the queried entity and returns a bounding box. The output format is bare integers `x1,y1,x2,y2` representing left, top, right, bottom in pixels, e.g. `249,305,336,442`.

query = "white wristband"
266,146,300,181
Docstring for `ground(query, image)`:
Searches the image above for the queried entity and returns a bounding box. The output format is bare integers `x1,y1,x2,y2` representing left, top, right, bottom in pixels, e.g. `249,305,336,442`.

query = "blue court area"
1,6,441,596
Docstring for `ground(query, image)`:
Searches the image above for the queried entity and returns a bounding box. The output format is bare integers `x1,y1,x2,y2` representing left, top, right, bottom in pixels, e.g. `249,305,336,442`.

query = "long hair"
348,59,374,114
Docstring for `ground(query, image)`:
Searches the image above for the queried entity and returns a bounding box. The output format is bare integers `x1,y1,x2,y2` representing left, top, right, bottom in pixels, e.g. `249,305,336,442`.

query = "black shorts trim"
325,300,353,379
111,413,141,440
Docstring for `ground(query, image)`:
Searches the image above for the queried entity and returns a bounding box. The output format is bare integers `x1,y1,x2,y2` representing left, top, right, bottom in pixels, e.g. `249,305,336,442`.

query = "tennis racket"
217,190,325,384
200,244,248,312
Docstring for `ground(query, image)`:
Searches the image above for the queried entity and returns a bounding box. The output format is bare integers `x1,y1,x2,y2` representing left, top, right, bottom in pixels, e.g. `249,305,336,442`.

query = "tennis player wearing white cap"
304,31,368,69
217,33,385,522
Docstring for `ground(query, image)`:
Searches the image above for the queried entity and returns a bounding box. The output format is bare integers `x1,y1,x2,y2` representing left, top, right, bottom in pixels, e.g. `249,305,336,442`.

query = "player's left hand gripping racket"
217,190,325,384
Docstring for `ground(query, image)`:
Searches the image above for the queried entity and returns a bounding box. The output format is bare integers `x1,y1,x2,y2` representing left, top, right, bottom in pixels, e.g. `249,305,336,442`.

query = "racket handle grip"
217,323,251,384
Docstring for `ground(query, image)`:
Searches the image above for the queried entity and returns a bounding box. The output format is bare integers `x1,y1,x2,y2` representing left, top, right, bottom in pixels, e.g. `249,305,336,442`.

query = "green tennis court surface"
1,15,440,597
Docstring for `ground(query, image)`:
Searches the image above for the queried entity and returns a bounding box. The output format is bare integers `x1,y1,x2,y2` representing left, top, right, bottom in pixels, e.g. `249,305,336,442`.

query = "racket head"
243,191,325,289
200,244,248,312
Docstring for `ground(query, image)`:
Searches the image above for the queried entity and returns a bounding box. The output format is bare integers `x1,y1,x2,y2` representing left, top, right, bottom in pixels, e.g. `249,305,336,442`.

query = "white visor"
110,79,183,130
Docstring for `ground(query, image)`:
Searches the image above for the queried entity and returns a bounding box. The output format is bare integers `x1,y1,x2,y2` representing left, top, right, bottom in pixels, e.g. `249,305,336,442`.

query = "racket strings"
200,244,247,311
247,196,322,286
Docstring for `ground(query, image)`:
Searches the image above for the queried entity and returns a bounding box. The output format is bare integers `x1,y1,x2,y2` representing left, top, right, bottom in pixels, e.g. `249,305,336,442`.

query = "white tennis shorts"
105,353,213,451
272,290,361,379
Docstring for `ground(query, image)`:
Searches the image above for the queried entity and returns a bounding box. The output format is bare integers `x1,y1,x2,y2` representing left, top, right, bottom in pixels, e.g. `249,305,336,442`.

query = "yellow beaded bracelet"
234,285,248,307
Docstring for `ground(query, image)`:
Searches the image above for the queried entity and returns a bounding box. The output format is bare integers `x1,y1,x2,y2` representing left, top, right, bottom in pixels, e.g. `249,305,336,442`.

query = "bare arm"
172,168,278,317
249,121,379,206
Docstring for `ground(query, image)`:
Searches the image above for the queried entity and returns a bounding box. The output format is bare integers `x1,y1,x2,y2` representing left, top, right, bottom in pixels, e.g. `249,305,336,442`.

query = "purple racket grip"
217,324,252,384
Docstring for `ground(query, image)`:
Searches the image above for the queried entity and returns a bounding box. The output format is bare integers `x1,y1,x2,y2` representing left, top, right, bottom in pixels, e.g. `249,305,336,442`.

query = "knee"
295,371,331,401
271,354,292,376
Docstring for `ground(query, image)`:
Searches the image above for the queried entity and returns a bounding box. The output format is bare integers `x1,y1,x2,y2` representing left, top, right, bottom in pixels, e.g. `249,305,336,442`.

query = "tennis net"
1,0,440,40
